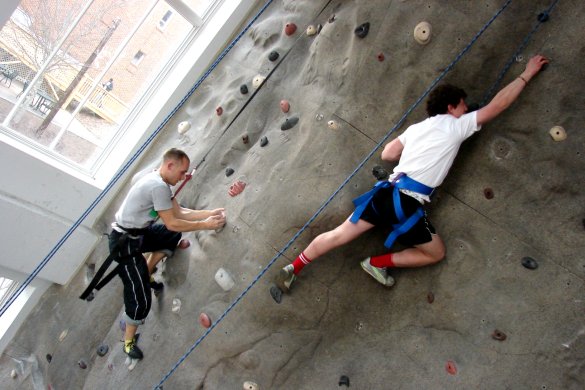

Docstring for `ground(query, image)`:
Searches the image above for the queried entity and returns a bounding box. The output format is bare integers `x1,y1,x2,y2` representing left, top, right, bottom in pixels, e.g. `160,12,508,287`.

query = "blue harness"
350,174,434,248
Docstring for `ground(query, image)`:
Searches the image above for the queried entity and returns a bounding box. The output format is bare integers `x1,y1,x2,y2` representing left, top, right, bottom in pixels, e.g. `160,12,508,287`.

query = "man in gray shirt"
111,148,225,360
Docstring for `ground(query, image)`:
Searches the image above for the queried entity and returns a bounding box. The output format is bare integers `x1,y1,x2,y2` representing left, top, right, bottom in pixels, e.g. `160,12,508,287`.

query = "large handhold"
414,21,432,45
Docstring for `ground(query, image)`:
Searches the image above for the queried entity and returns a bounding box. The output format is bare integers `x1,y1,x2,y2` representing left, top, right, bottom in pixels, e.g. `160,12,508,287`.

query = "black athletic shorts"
358,186,435,247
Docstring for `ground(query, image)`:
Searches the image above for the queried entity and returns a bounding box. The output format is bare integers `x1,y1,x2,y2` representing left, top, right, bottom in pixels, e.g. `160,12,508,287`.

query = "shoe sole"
360,260,395,287
275,268,295,292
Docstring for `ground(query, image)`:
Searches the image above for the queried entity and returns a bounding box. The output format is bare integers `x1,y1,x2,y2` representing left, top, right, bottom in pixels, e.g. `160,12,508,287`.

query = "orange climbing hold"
229,180,246,197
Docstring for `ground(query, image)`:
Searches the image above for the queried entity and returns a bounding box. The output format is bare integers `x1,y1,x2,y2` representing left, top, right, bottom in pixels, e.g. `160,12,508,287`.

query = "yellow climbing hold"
414,21,432,45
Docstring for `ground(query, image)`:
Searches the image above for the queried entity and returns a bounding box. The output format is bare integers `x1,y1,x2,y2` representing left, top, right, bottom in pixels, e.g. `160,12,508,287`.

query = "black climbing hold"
240,84,248,94
225,168,234,177
242,134,250,144
260,136,269,147
97,344,109,357
339,375,350,387
270,285,282,304
328,14,336,23
537,12,549,23
492,329,507,341
268,51,279,62
281,116,299,130
46,353,52,363
372,165,389,181
85,291,95,302
467,102,480,112
521,256,538,270
354,22,370,39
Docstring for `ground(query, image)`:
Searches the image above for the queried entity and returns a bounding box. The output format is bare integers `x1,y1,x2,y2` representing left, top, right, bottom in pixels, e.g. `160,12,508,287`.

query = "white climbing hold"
59,329,68,342
243,381,259,390
252,75,266,89
177,121,191,135
549,125,567,141
215,268,235,291
10,369,17,379
327,120,339,130
414,21,432,45
306,25,317,36
172,298,182,313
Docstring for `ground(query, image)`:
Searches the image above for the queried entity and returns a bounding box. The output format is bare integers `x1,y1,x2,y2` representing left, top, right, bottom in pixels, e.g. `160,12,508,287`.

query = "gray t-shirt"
115,171,173,228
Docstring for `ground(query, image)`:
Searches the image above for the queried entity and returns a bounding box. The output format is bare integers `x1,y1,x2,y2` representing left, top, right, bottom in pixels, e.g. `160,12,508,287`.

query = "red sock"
291,252,312,274
370,253,395,268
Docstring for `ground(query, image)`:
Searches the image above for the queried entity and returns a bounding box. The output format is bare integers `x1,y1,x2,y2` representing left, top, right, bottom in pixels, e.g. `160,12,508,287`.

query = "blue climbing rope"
0,0,276,319
154,0,564,387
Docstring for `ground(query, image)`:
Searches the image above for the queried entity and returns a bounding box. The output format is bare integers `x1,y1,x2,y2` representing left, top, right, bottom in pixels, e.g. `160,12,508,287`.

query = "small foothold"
549,125,566,141
243,381,259,390
284,22,297,36
446,361,457,375
119,319,126,332
372,165,389,181
59,330,68,342
228,180,246,197
377,52,385,62
537,12,549,22
268,51,279,62
10,369,17,379
515,54,524,63
252,75,265,89
260,136,269,147
492,329,507,341
306,25,317,36
225,168,234,177
85,291,95,302
315,113,324,121
216,106,223,116
327,120,339,130
97,344,109,357
242,134,250,144
414,21,432,45
178,239,190,249
521,256,539,270
107,363,114,371
46,353,52,363
199,312,212,328
78,360,87,370
172,298,182,313
328,14,336,23
177,120,191,135
317,24,323,34
240,84,248,94
270,285,283,304
354,22,370,38
427,292,435,304
281,116,299,130
483,188,494,199
338,375,350,386
280,99,290,113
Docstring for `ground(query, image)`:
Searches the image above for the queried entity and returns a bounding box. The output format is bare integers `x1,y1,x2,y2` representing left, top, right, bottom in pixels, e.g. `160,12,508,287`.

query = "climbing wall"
1,0,583,389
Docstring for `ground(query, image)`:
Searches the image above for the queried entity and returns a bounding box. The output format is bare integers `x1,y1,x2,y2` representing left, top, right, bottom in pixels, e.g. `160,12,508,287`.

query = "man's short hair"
163,148,189,163
426,84,467,117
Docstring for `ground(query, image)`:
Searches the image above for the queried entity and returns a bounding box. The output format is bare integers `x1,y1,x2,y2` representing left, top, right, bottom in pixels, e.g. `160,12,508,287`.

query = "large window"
0,0,217,172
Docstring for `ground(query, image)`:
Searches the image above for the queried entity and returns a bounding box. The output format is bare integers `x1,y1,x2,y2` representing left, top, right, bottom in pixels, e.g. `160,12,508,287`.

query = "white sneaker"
360,257,395,287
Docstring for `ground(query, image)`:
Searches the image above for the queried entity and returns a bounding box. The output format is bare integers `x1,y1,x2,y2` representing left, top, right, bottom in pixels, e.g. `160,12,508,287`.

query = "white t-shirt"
115,171,173,228
392,111,481,201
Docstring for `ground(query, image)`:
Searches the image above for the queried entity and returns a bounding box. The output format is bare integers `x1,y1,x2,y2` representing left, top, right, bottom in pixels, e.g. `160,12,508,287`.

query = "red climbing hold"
284,23,297,36
377,52,385,62
178,239,190,249
229,180,246,197
446,360,457,375
280,99,290,113
216,106,223,116
199,313,212,328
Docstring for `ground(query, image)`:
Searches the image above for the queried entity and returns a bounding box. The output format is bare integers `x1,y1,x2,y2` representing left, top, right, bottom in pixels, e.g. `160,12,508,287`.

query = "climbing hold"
243,381,259,390
268,51,279,62
225,168,234,177
338,375,350,386
252,75,265,89
327,120,339,130
85,291,95,302
46,353,52,363
354,22,370,38
445,360,457,375
306,25,317,36
177,120,191,135
280,99,290,113
377,52,385,62
215,267,235,291
281,116,299,130
216,106,223,116
10,369,17,379
270,285,283,304
96,344,109,357
521,256,539,270
172,298,182,313
372,165,389,181
59,329,68,342
240,84,249,94
317,24,323,34
549,125,566,141
107,363,114,371
78,360,88,370
228,180,246,197
199,313,212,328
483,188,494,199
260,136,269,147
492,329,507,341
427,292,435,304
414,21,432,45
537,12,549,22
178,239,190,249
328,14,336,23
119,319,126,332
315,113,324,121
284,22,297,36
242,134,250,144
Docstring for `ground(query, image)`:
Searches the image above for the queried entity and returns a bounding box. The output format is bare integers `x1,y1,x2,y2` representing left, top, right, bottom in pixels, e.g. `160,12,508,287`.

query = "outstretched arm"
157,200,226,232
476,54,548,126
